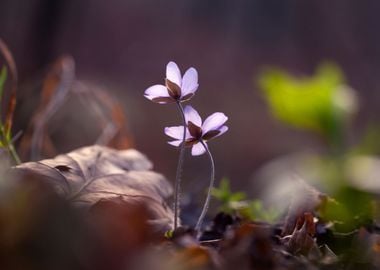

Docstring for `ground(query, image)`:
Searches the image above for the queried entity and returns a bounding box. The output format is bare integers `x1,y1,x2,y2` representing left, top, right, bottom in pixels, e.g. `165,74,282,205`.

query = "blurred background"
0,0,379,196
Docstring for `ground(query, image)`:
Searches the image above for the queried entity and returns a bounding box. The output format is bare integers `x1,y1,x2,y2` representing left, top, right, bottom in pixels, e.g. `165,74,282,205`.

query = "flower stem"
195,140,215,232
173,101,186,230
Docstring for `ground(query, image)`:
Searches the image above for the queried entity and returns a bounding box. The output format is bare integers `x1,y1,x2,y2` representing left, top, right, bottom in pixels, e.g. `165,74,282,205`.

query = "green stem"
195,140,215,232
0,124,20,165
173,101,186,230
7,142,20,165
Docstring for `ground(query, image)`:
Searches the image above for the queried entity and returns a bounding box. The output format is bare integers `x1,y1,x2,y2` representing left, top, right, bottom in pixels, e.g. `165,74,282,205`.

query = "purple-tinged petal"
216,125,228,136
168,140,182,147
191,142,207,156
144,84,170,99
184,105,202,127
166,61,181,87
164,126,190,140
144,85,174,104
181,67,199,97
202,112,228,134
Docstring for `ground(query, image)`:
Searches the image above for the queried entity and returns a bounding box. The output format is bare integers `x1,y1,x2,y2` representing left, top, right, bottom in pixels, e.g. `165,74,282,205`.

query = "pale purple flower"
144,61,199,104
165,106,228,156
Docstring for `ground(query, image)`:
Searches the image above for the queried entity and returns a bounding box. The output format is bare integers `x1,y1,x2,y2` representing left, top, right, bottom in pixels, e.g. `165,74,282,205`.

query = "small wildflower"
144,61,199,104
165,105,228,156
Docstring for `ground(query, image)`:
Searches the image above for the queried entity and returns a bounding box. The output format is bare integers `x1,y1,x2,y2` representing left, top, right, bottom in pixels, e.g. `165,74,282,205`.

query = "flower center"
165,79,181,99
187,121,202,139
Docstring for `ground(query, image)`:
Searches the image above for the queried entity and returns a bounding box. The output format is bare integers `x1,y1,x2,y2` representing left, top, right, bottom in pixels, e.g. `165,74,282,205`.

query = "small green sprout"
245,200,279,224
164,229,174,239
0,66,20,164
212,178,279,223
211,178,246,213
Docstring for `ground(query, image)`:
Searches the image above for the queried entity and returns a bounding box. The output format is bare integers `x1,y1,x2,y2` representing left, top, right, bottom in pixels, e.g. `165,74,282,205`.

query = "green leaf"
229,192,246,202
229,200,278,223
164,229,174,239
212,178,247,213
350,125,380,155
258,62,357,144
212,178,230,201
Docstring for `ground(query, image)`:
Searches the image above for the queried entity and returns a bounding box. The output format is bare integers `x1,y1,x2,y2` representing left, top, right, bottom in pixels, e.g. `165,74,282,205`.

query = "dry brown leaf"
220,223,277,270
19,55,75,160
284,213,319,256
89,197,165,269
282,178,327,236
72,83,134,149
0,176,100,270
168,246,220,270
11,145,174,232
19,56,134,161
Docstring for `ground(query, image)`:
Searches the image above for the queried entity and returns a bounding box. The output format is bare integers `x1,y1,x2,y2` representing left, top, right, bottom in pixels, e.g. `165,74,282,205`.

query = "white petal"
166,61,181,87
191,142,207,156
164,126,187,140
184,105,202,126
202,112,228,134
168,140,182,147
144,84,170,99
181,67,199,96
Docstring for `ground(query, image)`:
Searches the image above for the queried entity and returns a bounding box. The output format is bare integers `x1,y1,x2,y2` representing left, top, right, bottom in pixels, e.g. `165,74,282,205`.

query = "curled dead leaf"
283,213,320,257
282,178,327,236
19,56,134,161
11,145,174,232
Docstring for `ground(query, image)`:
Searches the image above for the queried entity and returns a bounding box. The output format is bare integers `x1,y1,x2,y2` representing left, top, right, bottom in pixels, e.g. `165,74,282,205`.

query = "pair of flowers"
145,61,228,155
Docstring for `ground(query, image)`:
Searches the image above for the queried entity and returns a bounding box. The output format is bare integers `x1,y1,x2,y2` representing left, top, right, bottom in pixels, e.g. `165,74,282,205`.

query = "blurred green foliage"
0,65,20,164
212,178,279,223
212,178,246,213
319,186,373,232
259,63,357,148
0,65,8,149
258,62,378,233
350,126,380,156
242,200,279,224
